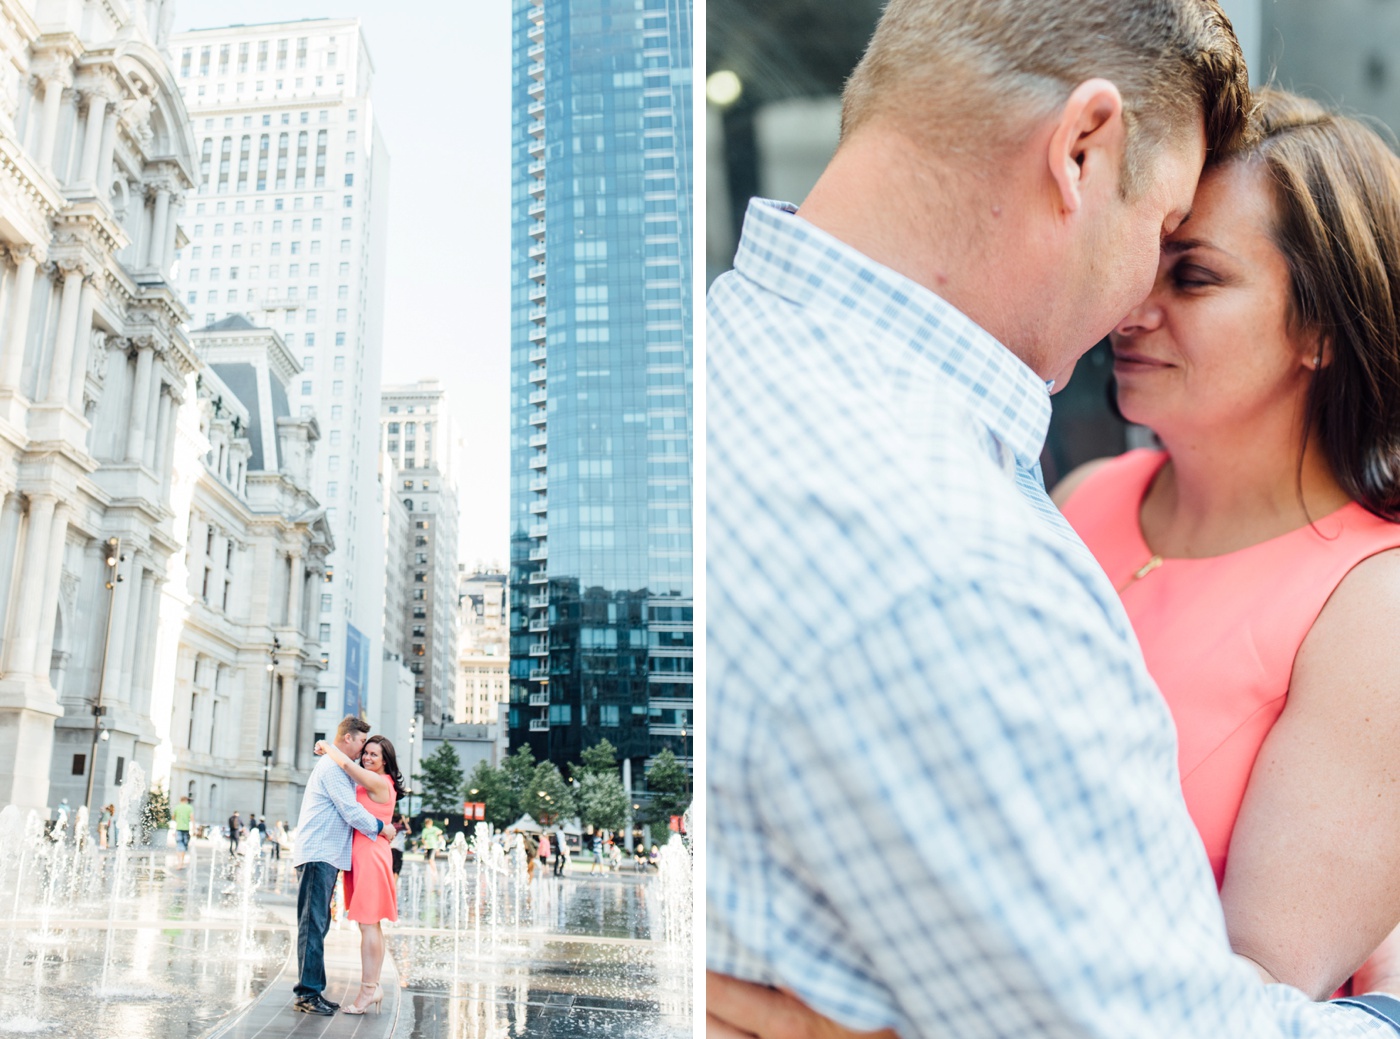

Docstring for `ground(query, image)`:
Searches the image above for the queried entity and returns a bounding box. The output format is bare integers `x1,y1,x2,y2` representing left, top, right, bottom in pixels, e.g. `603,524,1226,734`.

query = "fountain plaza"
0,766,693,1039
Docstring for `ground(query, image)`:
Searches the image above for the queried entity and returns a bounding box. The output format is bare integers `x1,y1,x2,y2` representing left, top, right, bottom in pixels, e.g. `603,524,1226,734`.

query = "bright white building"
380,380,458,725
168,18,389,738
149,315,333,826
456,564,507,725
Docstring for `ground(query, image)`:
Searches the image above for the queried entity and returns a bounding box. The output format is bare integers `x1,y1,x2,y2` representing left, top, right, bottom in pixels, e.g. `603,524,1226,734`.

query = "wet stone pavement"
0,835,692,1039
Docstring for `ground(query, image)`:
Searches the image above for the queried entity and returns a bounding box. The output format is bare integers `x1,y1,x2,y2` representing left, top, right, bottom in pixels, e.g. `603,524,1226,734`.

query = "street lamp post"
407,715,417,818
260,636,280,817
85,538,123,813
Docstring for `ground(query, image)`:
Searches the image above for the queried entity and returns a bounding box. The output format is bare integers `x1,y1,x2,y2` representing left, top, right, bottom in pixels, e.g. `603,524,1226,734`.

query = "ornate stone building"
148,315,332,825
0,0,199,812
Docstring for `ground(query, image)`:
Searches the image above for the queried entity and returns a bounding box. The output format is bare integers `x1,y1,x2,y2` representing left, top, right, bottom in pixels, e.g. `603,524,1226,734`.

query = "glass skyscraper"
509,0,694,788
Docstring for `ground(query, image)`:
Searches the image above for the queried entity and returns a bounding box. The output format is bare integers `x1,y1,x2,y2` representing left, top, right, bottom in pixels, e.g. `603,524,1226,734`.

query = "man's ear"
1047,78,1126,215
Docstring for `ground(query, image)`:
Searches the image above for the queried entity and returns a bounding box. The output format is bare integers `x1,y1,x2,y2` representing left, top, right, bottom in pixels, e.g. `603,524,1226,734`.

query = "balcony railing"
528,455,548,471
528,619,549,633
528,262,547,281
529,691,550,707
528,642,549,656
529,524,548,539
528,366,547,383
528,545,549,561
528,62,545,80
528,284,546,302
528,570,549,584
528,389,548,405
529,431,547,448
528,198,546,216
528,137,544,156
528,42,544,59
528,99,545,117
528,78,544,98
529,473,548,490
529,497,548,514
529,666,550,681
528,119,545,137
528,344,547,361
528,593,549,608
528,241,546,258
528,160,546,178
529,177,545,199
527,22,544,40
529,221,546,239
528,325,546,343
527,408,547,425
528,718,550,731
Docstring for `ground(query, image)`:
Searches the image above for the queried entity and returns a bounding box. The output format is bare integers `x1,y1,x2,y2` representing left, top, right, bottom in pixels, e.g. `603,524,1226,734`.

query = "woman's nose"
1114,295,1164,337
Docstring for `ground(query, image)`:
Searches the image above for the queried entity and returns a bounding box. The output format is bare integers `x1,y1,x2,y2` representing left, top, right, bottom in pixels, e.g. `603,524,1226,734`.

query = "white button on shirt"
706,199,1395,1038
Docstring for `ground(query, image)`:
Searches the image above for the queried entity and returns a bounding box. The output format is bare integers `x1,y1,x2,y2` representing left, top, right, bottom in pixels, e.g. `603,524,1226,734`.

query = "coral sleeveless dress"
343,785,397,924
1062,449,1400,888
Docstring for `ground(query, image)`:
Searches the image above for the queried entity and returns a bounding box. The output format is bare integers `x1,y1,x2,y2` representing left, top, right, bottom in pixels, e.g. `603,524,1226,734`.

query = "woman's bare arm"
314,740,394,804
1220,547,1400,998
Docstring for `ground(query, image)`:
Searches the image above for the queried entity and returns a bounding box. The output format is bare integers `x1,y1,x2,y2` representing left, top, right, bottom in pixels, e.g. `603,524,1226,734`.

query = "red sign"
669,815,686,834
463,801,485,821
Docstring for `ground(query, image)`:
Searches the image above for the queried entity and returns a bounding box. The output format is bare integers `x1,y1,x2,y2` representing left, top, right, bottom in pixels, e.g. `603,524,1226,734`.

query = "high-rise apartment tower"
509,0,694,786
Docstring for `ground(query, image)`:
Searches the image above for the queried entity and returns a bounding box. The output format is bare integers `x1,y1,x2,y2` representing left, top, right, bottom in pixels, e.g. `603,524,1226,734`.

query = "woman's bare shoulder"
1048,457,1116,509
1294,545,1400,701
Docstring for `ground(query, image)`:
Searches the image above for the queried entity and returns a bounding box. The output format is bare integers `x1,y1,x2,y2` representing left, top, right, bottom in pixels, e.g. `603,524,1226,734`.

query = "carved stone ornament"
121,93,154,147
88,332,113,381
59,568,78,613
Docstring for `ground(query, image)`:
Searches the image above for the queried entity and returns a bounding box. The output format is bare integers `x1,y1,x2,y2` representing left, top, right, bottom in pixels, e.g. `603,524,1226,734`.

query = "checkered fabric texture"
292,755,380,872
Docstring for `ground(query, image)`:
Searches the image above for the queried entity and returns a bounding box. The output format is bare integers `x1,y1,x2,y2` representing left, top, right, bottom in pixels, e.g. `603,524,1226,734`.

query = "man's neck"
797,125,1040,368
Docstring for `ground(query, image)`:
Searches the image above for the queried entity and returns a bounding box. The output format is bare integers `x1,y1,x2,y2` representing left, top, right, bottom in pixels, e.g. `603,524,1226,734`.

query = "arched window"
404,499,413,511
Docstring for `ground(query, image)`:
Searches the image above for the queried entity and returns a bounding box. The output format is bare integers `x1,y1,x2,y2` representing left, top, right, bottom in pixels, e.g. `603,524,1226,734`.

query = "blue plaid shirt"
292,755,381,871
707,199,1395,1039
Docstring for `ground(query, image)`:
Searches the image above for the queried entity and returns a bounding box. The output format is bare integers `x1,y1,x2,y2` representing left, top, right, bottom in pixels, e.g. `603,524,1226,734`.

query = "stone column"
6,494,54,675
160,391,180,498
142,370,162,468
153,390,172,484
118,559,146,703
66,277,97,409
287,551,303,631
76,90,109,187
45,262,86,403
0,247,36,392
162,193,182,271
95,104,119,188
100,552,134,698
31,502,69,679
296,683,316,771
0,494,23,667
34,75,68,172
133,571,158,714
277,670,297,766
125,343,153,461
146,186,171,270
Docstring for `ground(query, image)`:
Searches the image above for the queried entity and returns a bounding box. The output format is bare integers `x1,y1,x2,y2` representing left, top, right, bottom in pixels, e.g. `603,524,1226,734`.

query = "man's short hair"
840,0,1251,193
335,715,371,740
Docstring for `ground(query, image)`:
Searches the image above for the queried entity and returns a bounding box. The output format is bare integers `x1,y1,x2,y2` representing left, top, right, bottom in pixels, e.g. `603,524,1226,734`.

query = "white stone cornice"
0,136,64,229
0,0,41,49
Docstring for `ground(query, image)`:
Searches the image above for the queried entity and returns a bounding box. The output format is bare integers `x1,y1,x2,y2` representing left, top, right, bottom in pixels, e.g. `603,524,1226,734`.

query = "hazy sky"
175,0,513,569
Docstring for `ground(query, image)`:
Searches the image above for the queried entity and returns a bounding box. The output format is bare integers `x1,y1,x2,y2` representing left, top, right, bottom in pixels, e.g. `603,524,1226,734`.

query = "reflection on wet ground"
0,844,692,1038
0,923,290,1038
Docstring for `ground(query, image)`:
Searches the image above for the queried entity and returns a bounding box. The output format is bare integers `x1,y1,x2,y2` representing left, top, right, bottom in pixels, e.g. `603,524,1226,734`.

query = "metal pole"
260,637,279,816
85,538,122,813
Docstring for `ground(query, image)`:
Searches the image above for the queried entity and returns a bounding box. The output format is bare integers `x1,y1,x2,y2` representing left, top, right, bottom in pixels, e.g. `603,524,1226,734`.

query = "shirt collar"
731,198,1053,471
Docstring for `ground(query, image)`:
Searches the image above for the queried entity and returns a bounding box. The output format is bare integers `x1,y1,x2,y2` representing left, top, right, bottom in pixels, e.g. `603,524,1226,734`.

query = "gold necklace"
1116,554,1164,594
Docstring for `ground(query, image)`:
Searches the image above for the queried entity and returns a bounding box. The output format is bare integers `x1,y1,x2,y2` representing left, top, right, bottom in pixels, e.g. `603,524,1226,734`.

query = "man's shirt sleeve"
747,567,1396,1039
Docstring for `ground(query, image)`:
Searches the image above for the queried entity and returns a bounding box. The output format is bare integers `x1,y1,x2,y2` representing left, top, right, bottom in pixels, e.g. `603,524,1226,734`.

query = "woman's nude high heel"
342,983,384,1015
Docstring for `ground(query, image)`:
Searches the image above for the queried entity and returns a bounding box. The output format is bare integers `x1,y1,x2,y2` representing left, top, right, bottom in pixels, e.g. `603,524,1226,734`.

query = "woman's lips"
1112,351,1173,371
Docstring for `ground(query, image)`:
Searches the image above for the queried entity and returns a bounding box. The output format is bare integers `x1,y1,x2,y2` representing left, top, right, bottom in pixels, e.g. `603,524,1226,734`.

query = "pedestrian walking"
227,811,242,855
553,831,569,877
171,795,194,869
98,804,114,849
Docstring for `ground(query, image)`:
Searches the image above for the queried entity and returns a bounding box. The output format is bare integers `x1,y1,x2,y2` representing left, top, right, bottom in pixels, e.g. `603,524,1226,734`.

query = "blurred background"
706,0,1400,483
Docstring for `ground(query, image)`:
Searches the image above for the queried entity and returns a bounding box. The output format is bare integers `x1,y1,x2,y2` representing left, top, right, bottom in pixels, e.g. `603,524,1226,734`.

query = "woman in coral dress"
315,734,404,1015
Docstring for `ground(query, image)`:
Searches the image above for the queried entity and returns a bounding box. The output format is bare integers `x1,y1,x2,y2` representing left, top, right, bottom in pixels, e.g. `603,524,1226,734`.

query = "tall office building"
509,0,694,785
168,19,390,726
380,380,459,724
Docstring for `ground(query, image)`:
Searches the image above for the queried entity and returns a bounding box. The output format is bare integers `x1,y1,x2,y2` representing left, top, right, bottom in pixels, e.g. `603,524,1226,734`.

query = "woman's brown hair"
1235,89,1400,520
364,735,408,800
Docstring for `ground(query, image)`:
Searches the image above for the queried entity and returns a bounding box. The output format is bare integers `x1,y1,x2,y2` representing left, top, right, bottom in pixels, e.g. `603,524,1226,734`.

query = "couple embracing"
291,715,406,1017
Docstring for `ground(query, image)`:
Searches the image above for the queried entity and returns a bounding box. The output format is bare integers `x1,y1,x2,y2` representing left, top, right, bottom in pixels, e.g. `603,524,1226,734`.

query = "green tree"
578,738,619,777
644,748,691,824
465,759,516,830
528,761,575,825
578,769,628,832
416,743,465,815
141,782,170,843
500,744,537,814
